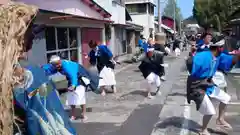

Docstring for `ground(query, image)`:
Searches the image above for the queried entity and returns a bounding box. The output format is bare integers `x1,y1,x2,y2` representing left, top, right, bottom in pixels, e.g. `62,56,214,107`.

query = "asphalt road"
61,53,240,135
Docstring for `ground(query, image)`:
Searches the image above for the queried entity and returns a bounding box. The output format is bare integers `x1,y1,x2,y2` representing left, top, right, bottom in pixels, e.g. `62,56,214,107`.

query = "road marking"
233,75,240,78
229,101,240,105
180,99,190,135
225,112,239,116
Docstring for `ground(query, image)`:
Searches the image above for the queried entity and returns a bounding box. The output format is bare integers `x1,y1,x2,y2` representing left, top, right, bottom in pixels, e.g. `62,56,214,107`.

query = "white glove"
165,47,171,54
160,63,169,68
81,77,90,85
111,59,117,65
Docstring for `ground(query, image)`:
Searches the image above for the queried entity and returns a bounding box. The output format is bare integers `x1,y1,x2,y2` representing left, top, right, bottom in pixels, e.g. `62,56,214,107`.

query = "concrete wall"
94,0,126,56
94,0,126,24
16,0,104,19
111,1,126,24
130,14,154,38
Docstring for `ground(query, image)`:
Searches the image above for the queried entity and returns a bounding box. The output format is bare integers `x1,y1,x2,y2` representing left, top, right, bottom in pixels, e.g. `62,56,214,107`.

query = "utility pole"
179,20,182,37
158,0,162,32
173,0,176,37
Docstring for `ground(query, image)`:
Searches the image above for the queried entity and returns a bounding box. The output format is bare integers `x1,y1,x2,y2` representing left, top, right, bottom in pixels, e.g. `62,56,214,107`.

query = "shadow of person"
168,92,186,97
155,116,228,135
155,116,201,133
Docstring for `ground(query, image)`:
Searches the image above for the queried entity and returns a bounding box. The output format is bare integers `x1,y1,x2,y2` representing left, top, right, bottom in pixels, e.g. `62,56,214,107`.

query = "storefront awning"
126,21,144,31
112,23,130,27
161,24,177,34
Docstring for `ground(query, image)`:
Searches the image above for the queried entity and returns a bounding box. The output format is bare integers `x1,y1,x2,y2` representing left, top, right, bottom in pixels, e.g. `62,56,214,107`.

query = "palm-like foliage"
193,0,240,32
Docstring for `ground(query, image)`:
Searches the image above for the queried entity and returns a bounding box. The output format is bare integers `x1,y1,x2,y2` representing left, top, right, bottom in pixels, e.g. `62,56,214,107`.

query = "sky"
154,0,194,19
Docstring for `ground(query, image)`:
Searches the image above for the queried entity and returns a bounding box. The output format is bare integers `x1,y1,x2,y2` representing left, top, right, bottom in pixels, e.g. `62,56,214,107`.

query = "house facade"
94,0,128,56
125,0,155,39
9,0,112,68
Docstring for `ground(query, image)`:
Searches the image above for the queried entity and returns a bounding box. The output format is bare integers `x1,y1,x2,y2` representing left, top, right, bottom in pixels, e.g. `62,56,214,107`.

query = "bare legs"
201,115,212,135
100,86,106,96
111,85,117,93
216,102,232,129
200,103,231,135
70,105,87,121
100,85,117,96
70,105,76,120
146,82,153,98
80,104,87,121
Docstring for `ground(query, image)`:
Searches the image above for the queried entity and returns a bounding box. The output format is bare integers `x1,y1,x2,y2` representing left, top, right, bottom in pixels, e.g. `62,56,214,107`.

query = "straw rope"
0,2,38,134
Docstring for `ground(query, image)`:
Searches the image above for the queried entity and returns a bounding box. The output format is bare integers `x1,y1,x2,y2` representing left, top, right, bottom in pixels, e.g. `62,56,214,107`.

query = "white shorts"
66,85,86,106
146,72,161,87
212,71,227,88
175,48,181,56
98,66,116,87
198,87,231,115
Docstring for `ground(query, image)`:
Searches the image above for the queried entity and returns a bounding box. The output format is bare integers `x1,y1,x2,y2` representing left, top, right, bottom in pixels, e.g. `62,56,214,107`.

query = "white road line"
225,112,239,116
180,99,190,135
233,75,240,78
229,101,240,105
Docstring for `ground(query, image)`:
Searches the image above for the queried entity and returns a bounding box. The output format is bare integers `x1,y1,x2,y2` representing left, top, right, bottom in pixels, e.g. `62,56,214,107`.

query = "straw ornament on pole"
0,2,38,134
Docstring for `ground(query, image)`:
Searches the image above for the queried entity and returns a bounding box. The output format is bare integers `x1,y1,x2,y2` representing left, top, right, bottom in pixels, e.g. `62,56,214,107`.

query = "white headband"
147,48,155,52
49,55,61,63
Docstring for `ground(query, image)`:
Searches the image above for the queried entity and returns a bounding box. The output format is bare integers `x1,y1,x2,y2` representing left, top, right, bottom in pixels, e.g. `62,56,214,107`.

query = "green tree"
163,0,183,25
193,0,240,32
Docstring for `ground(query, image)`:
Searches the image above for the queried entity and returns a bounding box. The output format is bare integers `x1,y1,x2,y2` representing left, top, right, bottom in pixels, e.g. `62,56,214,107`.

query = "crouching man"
187,39,240,135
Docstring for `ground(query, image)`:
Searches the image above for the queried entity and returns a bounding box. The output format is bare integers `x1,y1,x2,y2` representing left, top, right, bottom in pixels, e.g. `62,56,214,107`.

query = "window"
148,4,154,15
45,27,78,62
126,4,147,14
113,0,124,5
45,27,56,51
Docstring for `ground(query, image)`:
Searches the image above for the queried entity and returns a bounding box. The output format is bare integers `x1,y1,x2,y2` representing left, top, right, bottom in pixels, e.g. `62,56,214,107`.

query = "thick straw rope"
0,2,37,134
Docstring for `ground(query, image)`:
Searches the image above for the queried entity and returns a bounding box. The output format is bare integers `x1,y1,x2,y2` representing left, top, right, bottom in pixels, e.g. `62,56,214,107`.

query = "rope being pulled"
0,2,38,134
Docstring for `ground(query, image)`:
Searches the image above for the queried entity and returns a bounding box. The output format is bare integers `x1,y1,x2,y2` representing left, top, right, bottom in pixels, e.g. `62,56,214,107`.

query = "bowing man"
42,55,99,121
138,47,165,99
88,41,117,96
187,38,240,135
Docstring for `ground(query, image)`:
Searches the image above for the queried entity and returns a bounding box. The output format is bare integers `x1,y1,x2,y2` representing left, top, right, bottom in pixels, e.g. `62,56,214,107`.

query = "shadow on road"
155,116,201,133
120,90,156,98
122,60,134,64
133,69,141,72
168,92,186,97
155,116,228,135
72,104,163,135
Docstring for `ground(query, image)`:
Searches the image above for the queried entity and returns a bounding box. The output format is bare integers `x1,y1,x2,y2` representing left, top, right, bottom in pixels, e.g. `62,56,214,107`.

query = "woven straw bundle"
0,2,38,134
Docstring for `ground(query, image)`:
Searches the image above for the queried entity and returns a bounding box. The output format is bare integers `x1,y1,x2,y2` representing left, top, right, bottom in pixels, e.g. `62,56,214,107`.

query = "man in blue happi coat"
196,33,212,52
42,55,100,120
88,41,117,96
187,38,240,135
